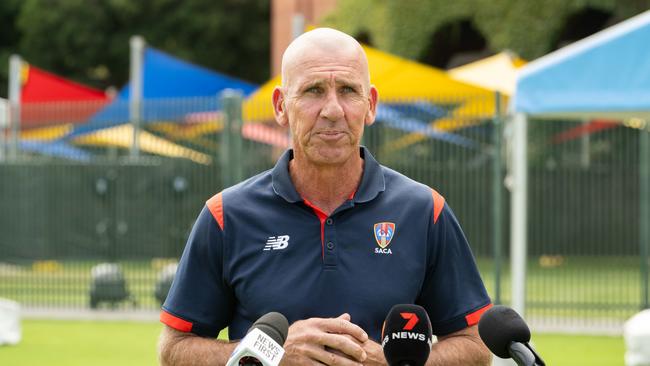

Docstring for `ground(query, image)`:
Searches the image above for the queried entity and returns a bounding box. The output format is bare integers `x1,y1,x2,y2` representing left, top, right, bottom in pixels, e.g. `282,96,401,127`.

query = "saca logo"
373,222,396,255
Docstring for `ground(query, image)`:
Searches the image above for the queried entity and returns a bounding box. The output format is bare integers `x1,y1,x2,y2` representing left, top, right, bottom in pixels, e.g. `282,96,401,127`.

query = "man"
159,28,492,366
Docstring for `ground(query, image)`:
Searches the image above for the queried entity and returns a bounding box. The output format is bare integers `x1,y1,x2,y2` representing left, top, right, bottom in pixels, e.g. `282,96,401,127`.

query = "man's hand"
280,313,369,366
358,339,387,366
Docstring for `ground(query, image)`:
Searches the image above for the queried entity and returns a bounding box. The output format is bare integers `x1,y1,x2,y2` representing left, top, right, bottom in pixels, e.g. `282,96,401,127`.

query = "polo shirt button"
326,218,333,225
326,242,334,250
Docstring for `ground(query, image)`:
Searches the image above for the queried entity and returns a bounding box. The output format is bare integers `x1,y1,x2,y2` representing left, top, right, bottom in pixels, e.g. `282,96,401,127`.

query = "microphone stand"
508,342,545,366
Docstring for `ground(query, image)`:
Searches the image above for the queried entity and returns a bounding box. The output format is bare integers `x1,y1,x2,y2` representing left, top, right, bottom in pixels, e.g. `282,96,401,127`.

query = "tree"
325,0,650,68
8,0,269,95
0,0,22,97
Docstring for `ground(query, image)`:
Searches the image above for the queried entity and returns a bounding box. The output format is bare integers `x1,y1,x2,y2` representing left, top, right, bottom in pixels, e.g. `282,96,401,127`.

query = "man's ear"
272,87,288,127
364,86,379,126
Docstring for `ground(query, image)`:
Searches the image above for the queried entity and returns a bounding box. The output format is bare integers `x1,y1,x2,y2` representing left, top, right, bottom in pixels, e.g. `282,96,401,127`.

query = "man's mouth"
315,131,346,141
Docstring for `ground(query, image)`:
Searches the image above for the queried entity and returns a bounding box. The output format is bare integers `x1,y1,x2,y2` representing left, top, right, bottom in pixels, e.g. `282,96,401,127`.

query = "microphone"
226,312,289,366
478,305,545,366
381,304,433,366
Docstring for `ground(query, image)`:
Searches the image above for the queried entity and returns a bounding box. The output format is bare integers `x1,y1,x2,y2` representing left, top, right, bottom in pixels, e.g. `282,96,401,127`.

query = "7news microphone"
381,304,433,366
225,312,289,366
478,305,546,366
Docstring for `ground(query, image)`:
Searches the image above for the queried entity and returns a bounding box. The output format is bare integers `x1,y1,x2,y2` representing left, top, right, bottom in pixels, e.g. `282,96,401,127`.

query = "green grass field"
0,320,625,366
477,256,643,321
0,260,172,310
533,333,626,366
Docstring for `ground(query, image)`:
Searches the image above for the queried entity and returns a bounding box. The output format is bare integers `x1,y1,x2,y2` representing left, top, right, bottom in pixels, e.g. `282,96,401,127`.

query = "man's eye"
306,86,323,94
340,86,356,94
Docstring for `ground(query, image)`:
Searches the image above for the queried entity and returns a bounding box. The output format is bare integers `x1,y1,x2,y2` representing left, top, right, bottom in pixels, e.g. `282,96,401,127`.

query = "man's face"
276,47,377,166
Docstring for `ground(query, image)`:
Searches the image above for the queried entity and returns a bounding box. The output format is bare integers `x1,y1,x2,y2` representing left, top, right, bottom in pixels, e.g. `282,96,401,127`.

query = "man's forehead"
287,47,365,72
284,53,369,90
281,28,369,86
285,65,368,94
298,75,363,87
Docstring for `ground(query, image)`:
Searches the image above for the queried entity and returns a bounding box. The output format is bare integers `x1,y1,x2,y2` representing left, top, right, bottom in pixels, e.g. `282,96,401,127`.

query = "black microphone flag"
381,304,433,366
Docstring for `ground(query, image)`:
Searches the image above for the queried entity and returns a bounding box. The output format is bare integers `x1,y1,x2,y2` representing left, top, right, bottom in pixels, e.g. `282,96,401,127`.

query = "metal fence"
0,92,647,333
523,118,648,332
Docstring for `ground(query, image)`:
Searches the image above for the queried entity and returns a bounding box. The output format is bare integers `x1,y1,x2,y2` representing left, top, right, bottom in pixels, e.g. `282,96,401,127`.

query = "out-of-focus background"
1,1,650,365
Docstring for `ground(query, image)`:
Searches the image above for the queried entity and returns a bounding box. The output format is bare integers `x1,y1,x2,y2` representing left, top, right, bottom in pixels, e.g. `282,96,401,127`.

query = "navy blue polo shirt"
161,147,491,341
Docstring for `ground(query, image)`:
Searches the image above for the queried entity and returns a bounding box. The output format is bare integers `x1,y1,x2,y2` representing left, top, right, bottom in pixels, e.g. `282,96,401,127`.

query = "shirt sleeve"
417,201,492,336
160,205,234,338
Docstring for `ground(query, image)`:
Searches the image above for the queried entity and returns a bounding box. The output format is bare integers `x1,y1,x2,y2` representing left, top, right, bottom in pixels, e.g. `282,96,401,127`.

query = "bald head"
281,28,370,91
271,27,379,162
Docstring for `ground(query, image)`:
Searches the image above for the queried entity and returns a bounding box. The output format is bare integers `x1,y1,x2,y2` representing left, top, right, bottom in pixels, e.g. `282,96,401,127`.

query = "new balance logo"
263,235,290,251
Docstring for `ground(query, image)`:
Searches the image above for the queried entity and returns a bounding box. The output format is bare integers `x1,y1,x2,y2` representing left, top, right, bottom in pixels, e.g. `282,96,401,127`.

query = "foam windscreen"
249,312,289,346
477,305,531,358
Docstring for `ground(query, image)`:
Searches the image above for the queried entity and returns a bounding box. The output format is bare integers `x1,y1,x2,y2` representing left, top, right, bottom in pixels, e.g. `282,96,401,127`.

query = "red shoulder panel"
206,193,224,230
431,189,445,224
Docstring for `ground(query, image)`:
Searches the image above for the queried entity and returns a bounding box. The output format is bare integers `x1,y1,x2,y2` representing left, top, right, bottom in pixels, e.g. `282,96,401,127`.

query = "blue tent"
118,48,257,99
375,104,479,149
20,140,92,162
508,10,650,317
514,10,650,118
70,47,257,137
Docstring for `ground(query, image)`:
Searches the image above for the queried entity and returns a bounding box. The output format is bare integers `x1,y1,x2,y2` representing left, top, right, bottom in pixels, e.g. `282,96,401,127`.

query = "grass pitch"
0,319,626,366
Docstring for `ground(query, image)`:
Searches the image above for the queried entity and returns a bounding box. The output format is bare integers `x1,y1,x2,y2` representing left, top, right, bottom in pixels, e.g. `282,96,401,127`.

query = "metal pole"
129,35,145,158
220,90,244,188
510,113,528,316
492,92,503,304
0,98,8,161
289,14,304,148
8,55,22,161
292,13,305,40
580,120,591,169
640,123,650,309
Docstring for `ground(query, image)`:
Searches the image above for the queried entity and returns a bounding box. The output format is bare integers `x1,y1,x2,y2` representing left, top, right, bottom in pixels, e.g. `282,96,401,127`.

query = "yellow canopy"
20,122,212,164
21,124,73,140
364,46,492,100
73,124,212,164
243,45,494,123
449,52,527,96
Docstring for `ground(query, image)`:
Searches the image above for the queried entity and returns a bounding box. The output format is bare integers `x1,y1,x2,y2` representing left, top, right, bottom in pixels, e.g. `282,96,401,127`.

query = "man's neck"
289,153,363,215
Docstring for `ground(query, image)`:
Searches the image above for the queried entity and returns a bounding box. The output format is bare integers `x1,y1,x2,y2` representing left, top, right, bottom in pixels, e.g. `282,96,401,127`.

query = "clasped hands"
279,313,386,366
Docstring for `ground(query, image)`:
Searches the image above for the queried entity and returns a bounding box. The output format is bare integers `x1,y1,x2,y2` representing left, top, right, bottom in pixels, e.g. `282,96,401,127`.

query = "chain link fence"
0,92,647,333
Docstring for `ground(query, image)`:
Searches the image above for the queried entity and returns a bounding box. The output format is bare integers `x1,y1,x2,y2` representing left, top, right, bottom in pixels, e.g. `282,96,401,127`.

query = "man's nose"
319,90,344,121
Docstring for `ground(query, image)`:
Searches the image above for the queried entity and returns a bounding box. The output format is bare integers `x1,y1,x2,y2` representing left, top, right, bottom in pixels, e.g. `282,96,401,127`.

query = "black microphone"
226,312,289,366
381,304,433,366
478,305,545,366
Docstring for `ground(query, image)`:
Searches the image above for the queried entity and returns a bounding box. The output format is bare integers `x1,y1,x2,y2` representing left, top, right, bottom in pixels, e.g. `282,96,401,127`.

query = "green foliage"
0,0,270,97
0,0,22,97
17,0,115,90
321,0,391,48
326,0,650,64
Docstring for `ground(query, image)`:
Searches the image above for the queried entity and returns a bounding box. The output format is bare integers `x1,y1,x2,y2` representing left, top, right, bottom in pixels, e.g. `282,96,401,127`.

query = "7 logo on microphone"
400,312,419,330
